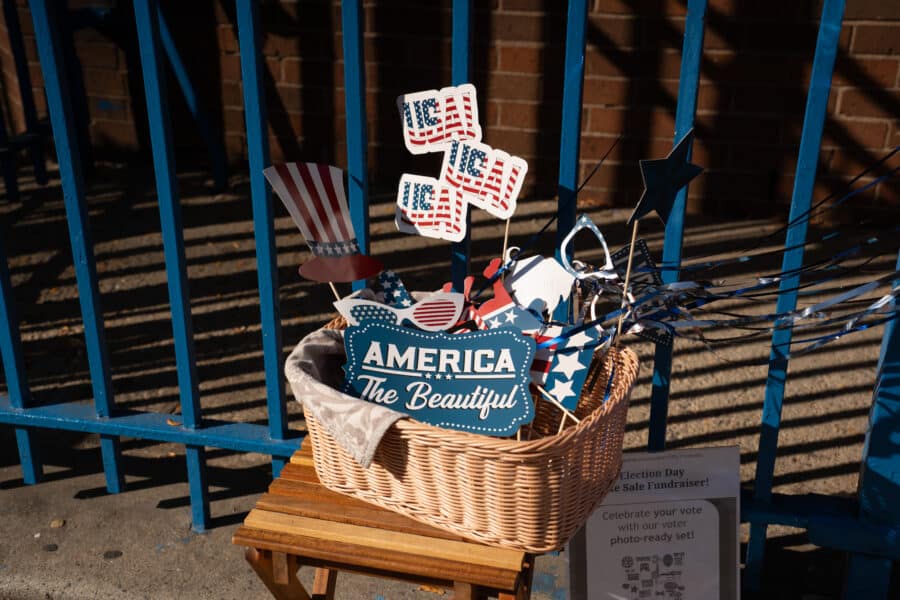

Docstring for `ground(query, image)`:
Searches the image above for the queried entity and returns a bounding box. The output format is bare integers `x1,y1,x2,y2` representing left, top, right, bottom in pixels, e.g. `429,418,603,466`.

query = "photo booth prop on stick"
263,162,383,285
394,83,527,243
397,83,481,154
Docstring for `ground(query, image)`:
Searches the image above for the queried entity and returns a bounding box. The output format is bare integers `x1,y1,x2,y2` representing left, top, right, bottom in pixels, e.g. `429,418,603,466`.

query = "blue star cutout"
628,129,703,226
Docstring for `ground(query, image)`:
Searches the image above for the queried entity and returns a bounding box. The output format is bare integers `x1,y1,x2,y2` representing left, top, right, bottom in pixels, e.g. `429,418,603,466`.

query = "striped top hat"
263,163,383,283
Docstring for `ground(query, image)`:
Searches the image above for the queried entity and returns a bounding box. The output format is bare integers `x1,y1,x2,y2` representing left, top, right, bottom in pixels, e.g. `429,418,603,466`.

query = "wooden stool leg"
499,559,534,600
244,547,311,600
454,582,475,599
311,568,337,600
454,582,488,600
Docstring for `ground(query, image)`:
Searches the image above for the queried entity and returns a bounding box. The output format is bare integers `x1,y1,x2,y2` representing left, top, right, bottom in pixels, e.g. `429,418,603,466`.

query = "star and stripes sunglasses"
334,291,464,332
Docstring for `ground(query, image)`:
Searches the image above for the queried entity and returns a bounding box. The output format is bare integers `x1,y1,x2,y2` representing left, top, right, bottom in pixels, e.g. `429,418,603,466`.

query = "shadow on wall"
1,1,897,219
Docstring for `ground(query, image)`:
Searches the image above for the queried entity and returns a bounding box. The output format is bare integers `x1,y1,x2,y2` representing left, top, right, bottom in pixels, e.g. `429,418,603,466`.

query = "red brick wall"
1,0,897,217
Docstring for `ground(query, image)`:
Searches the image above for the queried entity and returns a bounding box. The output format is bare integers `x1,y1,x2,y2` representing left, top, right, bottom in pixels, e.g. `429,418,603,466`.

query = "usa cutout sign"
395,174,467,242
397,84,481,155
342,322,537,435
440,140,527,221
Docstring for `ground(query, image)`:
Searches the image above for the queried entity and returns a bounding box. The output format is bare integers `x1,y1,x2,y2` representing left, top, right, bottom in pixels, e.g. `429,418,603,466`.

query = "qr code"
619,553,686,599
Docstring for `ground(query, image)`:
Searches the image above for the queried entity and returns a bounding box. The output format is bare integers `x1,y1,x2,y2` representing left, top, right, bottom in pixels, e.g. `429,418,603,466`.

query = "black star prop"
628,129,704,226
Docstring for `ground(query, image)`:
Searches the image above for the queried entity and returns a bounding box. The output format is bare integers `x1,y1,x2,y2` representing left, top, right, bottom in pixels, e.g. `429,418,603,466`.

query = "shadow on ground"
0,161,896,598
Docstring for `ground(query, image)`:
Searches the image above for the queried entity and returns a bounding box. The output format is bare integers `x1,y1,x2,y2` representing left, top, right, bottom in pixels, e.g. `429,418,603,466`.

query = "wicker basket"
300,317,639,553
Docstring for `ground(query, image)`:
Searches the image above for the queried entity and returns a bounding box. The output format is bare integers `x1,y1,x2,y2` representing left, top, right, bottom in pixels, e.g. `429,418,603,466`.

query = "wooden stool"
233,440,534,599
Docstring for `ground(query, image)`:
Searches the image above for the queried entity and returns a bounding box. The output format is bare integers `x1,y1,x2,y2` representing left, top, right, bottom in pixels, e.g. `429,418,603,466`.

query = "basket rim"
373,345,639,452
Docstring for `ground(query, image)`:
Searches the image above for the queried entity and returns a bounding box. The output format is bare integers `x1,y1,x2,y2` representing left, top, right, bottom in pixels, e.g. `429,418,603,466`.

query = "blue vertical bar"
57,0,94,179
236,0,288,478
0,103,18,203
745,0,844,588
133,0,208,531
449,0,472,292
844,252,900,598
555,0,588,259
341,0,370,292
156,6,227,191
30,0,124,494
844,553,894,599
0,239,42,483
558,1,589,593
647,0,707,452
2,0,47,185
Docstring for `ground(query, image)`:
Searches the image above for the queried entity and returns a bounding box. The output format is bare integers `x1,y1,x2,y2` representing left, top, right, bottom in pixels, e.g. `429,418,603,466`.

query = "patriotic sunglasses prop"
334,290,464,332
263,162,383,283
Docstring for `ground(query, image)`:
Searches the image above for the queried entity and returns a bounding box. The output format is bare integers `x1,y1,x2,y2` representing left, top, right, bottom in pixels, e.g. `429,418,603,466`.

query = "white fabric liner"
285,327,406,468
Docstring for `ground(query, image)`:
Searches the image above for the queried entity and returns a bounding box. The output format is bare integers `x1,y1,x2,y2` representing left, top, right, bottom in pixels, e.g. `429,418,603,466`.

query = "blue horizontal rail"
0,395,303,457
741,491,900,561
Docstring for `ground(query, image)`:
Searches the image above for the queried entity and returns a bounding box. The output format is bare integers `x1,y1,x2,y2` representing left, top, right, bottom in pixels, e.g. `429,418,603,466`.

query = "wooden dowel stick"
328,282,341,302
615,220,640,346
500,218,511,280
535,384,581,428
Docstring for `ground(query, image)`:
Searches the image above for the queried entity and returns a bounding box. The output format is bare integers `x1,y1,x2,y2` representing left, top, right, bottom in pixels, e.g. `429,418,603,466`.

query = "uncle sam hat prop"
264,162,383,282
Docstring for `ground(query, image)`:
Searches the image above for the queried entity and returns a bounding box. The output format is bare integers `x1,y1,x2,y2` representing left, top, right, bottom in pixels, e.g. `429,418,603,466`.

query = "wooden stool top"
233,439,531,594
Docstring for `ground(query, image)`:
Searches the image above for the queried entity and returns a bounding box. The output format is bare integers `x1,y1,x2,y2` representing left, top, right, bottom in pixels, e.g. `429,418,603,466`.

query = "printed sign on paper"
342,321,536,435
581,446,740,600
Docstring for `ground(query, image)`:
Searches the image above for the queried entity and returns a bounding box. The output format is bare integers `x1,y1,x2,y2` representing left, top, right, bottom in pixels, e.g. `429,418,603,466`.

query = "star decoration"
504,309,517,324
565,330,596,349
489,317,502,328
547,378,576,403
378,270,413,308
554,351,587,379
628,129,703,226
435,373,442,380
424,373,432,379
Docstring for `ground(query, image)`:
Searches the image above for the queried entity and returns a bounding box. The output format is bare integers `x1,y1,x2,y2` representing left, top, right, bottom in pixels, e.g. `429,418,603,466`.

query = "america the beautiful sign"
341,322,537,435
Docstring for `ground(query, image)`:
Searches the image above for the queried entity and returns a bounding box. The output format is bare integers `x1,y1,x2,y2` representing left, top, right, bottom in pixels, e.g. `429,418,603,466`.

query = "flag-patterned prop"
440,140,527,220
263,162,383,283
398,84,481,155
379,270,413,308
396,174,467,242
394,84,528,242
334,290,465,332
475,258,543,333
539,324,610,411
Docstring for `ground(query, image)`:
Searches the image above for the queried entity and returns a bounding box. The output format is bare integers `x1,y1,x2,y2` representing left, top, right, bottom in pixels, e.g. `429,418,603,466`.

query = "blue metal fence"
0,0,48,203
0,0,897,596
